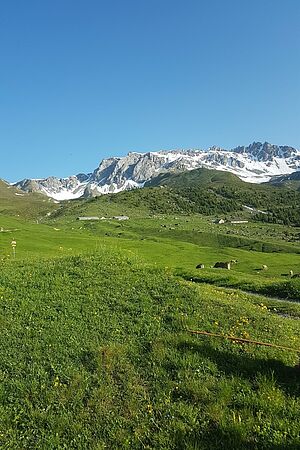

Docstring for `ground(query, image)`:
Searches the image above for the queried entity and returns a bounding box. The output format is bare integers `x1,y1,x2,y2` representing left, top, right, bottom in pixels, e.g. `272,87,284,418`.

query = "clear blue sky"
1,0,299,181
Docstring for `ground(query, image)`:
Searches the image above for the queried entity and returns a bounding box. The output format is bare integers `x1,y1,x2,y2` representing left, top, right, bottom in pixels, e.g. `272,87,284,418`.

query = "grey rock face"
13,141,300,200
15,179,44,193
204,152,245,168
233,142,296,161
14,175,89,200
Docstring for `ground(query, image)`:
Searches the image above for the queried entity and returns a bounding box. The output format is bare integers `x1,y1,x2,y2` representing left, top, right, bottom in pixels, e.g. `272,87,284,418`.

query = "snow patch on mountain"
13,142,300,200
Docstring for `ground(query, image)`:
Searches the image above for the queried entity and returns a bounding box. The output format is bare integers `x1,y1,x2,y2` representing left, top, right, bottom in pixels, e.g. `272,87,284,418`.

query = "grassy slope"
0,216,100,258
48,210,300,301
1,176,300,448
48,167,300,231
146,167,300,226
0,251,299,449
2,208,300,299
0,180,57,220
2,203,300,304
145,167,244,187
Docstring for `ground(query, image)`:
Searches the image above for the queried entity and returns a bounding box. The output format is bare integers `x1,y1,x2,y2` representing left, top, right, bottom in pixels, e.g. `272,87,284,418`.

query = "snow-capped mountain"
14,142,300,200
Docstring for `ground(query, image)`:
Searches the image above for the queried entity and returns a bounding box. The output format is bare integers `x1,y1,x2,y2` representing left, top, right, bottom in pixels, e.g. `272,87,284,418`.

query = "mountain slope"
145,167,244,188
0,179,56,219
14,141,300,200
45,166,300,227
267,171,300,190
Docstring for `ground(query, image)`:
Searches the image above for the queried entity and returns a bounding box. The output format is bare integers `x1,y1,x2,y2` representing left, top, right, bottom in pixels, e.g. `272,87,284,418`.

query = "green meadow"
0,179,300,449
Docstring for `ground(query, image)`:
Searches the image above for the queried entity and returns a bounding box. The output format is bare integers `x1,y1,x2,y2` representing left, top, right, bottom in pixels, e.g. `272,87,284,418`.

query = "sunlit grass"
0,251,299,448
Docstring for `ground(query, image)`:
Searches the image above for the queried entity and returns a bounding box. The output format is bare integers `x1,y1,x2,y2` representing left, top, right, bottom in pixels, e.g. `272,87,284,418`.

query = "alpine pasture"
0,181,300,449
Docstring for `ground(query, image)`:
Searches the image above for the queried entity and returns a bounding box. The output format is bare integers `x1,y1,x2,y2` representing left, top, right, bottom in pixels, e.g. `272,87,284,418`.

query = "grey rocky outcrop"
13,141,300,200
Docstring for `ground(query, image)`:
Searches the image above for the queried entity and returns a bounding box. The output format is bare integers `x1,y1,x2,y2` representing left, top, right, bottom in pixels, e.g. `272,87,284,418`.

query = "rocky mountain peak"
233,141,296,161
13,141,300,200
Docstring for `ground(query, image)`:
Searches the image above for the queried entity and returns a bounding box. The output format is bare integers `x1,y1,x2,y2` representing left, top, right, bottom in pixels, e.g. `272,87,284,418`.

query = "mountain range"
13,141,300,200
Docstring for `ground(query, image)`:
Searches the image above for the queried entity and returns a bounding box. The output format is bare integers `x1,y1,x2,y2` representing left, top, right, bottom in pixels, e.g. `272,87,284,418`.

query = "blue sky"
1,0,299,181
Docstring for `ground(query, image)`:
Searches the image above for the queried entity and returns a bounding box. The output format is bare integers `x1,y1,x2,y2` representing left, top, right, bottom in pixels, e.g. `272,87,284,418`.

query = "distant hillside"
267,171,300,190
46,167,300,227
145,167,244,188
4,165,300,226
0,179,56,220
145,168,300,224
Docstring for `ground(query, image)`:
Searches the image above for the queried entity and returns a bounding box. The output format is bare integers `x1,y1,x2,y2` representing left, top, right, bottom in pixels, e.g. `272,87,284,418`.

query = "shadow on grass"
174,428,249,450
173,340,300,449
181,273,300,303
177,340,300,398
174,426,300,450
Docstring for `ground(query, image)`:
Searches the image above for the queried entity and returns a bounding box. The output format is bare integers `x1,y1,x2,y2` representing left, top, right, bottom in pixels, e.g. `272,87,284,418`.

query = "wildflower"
147,404,153,414
53,376,60,387
241,331,250,339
